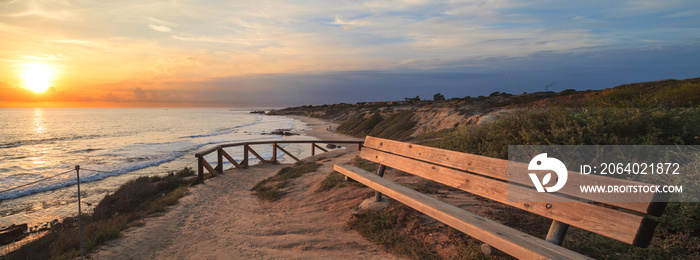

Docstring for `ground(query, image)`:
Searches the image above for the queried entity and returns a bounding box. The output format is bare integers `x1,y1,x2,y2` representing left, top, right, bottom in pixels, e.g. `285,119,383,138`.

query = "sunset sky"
1,0,699,107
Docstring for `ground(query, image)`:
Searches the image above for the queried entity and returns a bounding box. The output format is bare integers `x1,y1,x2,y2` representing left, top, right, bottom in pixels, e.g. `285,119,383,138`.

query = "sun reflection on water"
30,108,47,167
33,108,44,135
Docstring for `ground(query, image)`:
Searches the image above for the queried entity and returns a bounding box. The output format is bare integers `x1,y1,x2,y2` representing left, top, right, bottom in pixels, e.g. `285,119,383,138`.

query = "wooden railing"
193,140,364,183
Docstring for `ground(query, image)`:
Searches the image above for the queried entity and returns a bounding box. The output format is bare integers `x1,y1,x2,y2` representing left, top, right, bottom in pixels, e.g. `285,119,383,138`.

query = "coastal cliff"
269,77,700,141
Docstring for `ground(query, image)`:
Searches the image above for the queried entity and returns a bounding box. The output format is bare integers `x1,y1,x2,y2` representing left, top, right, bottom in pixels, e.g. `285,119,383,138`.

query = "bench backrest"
360,136,666,247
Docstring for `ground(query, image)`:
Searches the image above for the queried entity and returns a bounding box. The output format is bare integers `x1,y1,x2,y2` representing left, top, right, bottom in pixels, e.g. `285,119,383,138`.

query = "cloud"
149,24,172,32
171,35,246,44
1,0,699,107
331,16,371,29
150,17,176,27
4,1,76,20
133,87,147,101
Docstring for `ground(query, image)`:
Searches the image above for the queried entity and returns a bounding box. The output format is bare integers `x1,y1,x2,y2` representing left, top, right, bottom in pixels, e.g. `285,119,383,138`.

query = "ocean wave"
0,152,188,201
0,134,104,149
71,148,103,154
181,114,265,139
182,128,238,138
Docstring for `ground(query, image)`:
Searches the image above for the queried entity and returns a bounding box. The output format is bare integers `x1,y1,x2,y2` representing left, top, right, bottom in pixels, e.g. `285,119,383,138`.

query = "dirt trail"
90,116,398,259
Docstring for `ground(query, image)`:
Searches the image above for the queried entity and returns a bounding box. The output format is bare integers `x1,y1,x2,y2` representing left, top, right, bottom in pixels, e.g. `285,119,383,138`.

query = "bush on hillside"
429,107,700,159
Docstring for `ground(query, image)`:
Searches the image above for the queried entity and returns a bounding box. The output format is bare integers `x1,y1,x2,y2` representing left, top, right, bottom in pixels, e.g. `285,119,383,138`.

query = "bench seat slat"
360,148,658,247
363,136,667,216
335,165,593,260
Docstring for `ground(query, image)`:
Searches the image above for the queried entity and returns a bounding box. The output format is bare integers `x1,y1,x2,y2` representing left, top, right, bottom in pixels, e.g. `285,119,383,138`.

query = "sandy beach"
287,115,363,142
89,115,396,259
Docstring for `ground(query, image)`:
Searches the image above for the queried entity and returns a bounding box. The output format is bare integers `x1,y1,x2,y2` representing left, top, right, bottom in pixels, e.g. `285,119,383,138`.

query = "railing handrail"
195,140,363,157
193,139,364,184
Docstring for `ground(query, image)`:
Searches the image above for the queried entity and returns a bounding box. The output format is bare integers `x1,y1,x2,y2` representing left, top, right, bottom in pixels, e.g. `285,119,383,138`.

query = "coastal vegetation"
429,107,700,159
306,78,700,259
337,110,417,140
347,204,440,259
317,157,377,192
421,108,699,259
6,168,195,260
251,161,321,202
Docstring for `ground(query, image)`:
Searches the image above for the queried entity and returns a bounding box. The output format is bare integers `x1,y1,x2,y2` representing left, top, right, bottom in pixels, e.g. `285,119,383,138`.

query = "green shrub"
587,79,700,108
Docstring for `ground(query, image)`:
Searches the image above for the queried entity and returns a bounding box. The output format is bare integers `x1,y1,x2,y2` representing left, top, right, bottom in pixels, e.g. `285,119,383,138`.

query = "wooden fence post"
272,143,277,163
197,155,204,183
217,148,223,175
311,142,315,156
241,144,249,168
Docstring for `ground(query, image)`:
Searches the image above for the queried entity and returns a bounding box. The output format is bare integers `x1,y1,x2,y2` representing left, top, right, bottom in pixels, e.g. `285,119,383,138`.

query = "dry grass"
251,161,321,202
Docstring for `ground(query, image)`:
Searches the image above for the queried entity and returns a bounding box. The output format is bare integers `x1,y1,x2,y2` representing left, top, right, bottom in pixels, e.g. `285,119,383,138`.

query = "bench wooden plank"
335,165,593,260
363,136,667,216
360,148,658,247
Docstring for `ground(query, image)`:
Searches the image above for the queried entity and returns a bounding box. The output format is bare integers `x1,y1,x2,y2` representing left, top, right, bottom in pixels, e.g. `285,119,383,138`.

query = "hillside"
269,77,700,141
270,77,699,259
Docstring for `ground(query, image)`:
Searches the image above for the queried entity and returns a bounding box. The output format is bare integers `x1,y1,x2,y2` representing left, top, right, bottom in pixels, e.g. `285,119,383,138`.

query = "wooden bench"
334,136,667,259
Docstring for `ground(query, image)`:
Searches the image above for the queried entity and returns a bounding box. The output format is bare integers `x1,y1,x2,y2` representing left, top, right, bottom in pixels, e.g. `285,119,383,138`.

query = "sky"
0,0,699,107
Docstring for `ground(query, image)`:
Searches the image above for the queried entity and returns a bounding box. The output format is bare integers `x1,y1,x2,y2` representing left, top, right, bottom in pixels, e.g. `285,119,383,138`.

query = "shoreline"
286,115,361,142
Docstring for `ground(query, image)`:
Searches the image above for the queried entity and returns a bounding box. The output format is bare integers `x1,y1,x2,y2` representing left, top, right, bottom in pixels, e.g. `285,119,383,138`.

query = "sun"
21,63,55,93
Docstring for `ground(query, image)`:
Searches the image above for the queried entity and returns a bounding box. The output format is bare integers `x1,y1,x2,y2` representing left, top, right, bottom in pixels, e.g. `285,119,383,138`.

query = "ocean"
0,108,315,231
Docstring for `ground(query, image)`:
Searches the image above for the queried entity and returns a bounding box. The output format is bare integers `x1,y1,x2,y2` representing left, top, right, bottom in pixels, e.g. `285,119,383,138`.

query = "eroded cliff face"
269,96,513,140
410,102,474,137
409,102,513,137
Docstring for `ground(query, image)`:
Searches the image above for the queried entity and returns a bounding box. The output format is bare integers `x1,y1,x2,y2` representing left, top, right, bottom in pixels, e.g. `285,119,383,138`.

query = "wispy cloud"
331,16,371,29
149,24,172,32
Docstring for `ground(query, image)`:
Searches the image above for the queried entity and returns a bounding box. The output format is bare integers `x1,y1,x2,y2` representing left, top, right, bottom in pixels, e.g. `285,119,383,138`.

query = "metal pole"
75,165,84,259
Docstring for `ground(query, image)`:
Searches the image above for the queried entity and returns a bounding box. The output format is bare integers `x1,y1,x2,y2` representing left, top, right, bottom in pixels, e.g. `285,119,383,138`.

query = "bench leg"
375,165,386,202
545,220,570,246
481,244,506,256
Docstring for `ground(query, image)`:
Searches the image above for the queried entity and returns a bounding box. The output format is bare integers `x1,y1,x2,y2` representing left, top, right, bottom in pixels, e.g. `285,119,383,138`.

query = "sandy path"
90,116,398,259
